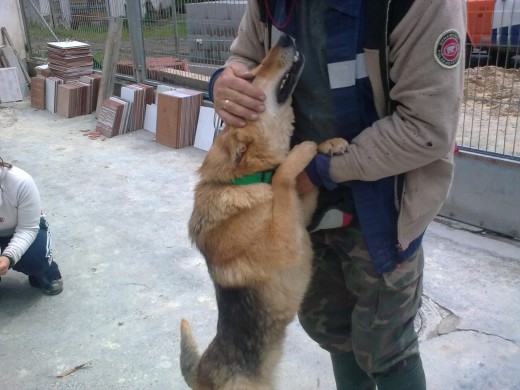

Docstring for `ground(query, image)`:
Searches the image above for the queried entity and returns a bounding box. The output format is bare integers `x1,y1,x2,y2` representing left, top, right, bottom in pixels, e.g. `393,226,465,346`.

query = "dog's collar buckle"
231,169,275,185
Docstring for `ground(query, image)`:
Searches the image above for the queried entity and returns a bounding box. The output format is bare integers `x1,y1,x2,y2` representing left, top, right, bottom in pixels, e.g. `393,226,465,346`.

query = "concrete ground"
0,99,519,390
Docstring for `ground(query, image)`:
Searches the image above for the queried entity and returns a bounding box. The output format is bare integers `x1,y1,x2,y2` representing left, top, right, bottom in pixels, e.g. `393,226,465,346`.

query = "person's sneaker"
41,279,63,295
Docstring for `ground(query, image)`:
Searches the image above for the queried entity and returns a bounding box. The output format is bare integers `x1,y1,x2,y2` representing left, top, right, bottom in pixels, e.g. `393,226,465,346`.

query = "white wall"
439,151,520,239
0,0,27,60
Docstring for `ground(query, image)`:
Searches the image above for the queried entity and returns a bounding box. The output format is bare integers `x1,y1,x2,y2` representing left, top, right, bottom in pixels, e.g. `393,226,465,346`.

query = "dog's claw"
329,145,349,156
318,138,350,156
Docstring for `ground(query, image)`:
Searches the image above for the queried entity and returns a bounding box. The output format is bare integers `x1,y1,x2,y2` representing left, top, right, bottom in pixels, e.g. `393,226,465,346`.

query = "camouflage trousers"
298,220,424,375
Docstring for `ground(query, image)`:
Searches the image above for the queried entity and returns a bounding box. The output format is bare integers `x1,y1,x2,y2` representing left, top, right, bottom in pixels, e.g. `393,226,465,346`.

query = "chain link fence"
461,66,519,158
463,0,520,159
19,0,245,89
20,0,132,71
19,0,520,160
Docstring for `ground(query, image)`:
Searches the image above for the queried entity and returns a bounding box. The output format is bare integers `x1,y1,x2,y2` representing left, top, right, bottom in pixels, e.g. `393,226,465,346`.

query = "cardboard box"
156,88,203,149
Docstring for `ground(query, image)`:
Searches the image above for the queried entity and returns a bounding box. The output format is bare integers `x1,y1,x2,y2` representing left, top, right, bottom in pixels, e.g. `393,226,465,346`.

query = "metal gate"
19,0,246,92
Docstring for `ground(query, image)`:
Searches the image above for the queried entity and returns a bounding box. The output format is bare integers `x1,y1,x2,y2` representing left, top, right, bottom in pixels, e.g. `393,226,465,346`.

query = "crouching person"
0,157,63,295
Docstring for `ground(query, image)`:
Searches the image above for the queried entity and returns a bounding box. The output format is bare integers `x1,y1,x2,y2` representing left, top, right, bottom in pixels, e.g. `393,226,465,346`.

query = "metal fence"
19,0,245,89
19,0,520,160
460,66,519,159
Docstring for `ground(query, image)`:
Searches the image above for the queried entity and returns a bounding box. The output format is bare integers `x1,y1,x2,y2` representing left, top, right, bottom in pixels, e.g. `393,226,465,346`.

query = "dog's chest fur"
189,183,273,242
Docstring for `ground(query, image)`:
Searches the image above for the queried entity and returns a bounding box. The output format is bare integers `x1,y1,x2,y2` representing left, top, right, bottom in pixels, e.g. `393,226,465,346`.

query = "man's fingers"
215,90,265,127
213,65,266,126
226,74,266,104
218,109,247,127
215,81,265,112
222,93,263,117
227,63,255,81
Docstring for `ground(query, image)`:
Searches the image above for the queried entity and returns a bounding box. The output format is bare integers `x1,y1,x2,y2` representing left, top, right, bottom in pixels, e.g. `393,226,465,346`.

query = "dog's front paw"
275,141,317,183
318,138,349,156
291,141,318,161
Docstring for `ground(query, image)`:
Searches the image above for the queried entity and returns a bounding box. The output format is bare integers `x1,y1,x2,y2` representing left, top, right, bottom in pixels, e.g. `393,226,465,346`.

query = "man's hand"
0,256,11,276
213,63,266,127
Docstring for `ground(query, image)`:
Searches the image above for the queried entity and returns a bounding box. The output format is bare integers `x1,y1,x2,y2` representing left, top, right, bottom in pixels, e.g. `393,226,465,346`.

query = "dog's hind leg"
180,319,201,389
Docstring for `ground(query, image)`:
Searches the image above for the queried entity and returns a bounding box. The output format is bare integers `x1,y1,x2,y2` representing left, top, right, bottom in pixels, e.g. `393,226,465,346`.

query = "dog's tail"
180,319,201,388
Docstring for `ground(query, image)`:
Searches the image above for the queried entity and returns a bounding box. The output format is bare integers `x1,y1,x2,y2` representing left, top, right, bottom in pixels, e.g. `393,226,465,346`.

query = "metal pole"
126,0,146,83
17,0,33,58
171,0,179,54
26,0,60,41
96,16,123,114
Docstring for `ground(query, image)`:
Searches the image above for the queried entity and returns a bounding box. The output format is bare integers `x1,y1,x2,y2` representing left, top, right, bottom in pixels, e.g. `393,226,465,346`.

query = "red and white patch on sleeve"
434,30,461,69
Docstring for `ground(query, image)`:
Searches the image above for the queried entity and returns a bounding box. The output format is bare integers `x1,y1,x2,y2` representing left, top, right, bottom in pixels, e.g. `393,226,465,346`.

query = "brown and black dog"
180,34,348,390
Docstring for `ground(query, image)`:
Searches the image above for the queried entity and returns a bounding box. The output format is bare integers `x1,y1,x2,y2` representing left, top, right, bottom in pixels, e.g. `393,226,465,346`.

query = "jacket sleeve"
225,0,268,69
329,0,466,183
2,172,41,264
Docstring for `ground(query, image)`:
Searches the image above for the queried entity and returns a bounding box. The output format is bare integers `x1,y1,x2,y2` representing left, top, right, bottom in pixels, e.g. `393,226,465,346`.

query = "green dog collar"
231,170,274,185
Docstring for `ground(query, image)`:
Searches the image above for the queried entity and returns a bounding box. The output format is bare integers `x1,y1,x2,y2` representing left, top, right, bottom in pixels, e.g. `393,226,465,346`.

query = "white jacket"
0,166,41,264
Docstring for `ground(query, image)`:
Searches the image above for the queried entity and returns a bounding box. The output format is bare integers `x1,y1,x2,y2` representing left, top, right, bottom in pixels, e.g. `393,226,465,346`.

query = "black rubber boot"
375,355,426,390
330,352,376,390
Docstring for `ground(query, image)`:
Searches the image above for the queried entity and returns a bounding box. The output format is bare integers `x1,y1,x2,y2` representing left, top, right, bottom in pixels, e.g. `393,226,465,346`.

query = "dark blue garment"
324,0,380,140
273,0,380,142
273,0,423,272
208,67,224,103
351,178,424,273
0,215,62,283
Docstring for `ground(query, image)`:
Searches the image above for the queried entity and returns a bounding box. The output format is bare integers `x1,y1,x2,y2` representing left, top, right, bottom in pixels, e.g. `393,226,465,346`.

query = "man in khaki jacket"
209,0,466,388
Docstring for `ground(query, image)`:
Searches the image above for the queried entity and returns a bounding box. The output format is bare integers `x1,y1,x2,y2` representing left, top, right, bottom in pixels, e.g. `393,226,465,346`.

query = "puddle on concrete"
415,295,459,341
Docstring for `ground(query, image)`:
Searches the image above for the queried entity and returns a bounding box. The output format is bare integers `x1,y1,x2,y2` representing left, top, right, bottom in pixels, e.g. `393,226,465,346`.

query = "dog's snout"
277,34,294,49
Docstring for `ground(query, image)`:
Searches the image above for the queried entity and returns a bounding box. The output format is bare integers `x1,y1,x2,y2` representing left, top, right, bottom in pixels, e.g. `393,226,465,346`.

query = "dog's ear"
232,129,254,165
233,142,247,165
198,127,256,181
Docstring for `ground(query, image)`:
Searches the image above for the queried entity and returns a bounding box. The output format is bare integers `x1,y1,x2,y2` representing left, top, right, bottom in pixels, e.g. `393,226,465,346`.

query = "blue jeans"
0,215,62,286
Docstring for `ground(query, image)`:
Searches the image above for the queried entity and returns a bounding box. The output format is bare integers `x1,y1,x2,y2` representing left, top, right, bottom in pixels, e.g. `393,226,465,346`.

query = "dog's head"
200,35,304,182
250,34,304,118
